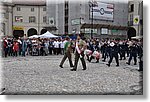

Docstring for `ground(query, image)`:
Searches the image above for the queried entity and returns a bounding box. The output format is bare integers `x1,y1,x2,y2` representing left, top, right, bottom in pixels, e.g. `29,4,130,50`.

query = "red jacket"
3,40,8,48
13,42,19,51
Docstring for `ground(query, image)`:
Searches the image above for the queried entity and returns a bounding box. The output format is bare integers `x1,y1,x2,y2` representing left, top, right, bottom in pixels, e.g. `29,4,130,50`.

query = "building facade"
1,0,49,38
128,0,143,38
0,2,13,37
1,0,143,39
47,0,129,39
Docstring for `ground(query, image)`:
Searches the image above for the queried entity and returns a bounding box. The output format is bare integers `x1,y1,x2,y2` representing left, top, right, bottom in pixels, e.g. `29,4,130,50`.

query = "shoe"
134,63,137,65
70,66,74,67
126,62,130,65
59,65,63,68
119,59,122,60
102,60,105,62
96,61,99,63
116,65,119,67
82,68,86,70
106,64,110,67
88,59,91,62
70,69,76,71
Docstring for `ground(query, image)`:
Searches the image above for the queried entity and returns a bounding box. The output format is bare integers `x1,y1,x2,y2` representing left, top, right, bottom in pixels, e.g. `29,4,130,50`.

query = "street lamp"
89,1,94,39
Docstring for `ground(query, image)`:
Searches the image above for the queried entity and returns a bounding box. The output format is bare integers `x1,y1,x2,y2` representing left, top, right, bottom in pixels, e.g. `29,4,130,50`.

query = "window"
29,16,36,23
43,7,46,11
16,7,21,11
131,4,134,12
31,8,34,12
15,16,23,22
43,16,47,23
101,28,108,35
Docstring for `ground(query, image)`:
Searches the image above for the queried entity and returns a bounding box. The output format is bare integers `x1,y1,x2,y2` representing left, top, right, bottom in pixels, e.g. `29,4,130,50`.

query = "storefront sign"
13,26,24,30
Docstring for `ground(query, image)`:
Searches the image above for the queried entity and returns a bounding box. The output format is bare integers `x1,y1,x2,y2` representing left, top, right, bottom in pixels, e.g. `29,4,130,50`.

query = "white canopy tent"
131,36,143,39
28,35,39,39
39,31,60,38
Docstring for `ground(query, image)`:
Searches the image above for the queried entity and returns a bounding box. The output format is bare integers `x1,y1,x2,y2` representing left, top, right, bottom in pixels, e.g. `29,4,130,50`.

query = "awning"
81,23,129,30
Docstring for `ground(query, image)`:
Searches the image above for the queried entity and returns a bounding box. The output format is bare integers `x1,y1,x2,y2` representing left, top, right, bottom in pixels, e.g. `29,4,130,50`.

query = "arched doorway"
13,30,24,38
41,29,47,35
127,27,136,40
27,28,37,37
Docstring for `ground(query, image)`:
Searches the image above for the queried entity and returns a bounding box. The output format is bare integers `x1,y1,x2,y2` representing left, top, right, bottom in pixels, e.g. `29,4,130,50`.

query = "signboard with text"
13,26,24,30
90,2,114,21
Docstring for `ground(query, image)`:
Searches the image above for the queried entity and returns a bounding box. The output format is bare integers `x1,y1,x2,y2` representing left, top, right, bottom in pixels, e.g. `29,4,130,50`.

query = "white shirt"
18,39,22,44
53,41,60,48
60,41,65,48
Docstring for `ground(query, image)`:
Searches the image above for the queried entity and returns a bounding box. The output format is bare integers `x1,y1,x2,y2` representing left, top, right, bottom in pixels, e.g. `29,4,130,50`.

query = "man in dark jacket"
106,41,120,67
119,41,126,60
126,42,138,65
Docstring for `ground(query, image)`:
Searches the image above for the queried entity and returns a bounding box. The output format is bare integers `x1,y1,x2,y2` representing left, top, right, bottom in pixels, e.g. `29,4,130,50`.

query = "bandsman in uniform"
106,41,120,67
126,41,138,65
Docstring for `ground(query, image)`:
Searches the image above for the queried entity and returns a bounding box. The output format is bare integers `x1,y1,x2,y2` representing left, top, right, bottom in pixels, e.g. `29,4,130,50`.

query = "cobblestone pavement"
1,55,143,95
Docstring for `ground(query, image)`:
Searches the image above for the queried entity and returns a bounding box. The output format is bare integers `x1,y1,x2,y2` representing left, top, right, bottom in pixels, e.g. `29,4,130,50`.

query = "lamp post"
91,3,94,39
89,1,94,39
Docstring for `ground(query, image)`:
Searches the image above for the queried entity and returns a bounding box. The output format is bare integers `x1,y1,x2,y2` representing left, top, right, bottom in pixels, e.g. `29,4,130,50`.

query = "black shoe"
138,69,143,71
82,68,86,70
119,59,122,60
59,65,63,68
96,61,99,63
88,59,91,62
116,65,119,67
106,64,110,67
134,63,137,65
102,60,105,62
126,62,130,65
70,65,74,67
70,69,76,71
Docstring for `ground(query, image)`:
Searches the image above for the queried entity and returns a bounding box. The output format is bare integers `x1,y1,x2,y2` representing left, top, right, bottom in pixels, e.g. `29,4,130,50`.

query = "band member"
106,41,120,67
126,41,138,65
71,35,87,71
59,37,74,68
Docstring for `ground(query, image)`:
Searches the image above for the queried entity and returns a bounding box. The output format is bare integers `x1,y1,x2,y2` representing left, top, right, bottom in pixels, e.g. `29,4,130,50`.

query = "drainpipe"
38,6,40,35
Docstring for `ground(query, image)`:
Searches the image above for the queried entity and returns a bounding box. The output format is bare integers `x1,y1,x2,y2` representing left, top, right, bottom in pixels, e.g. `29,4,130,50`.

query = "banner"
90,2,114,21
